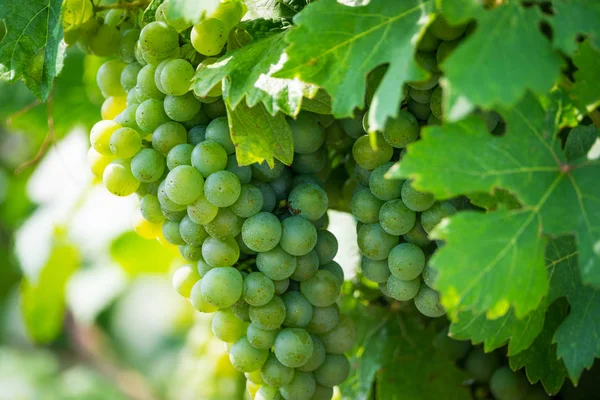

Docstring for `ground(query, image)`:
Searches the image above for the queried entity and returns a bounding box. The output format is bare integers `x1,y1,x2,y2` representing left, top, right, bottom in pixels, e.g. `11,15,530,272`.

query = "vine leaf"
0,0,65,100
441,2,561,121
274,0,432,132
20,231,80,343
340,301,470,400
225,99,294,167
509,300,570,394
193,32,318,117
390,93,600,318
548,0,600,56
571,41,600,113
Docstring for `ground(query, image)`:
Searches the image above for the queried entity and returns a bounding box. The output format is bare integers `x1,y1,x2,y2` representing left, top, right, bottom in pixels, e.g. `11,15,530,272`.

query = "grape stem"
94,0,150,11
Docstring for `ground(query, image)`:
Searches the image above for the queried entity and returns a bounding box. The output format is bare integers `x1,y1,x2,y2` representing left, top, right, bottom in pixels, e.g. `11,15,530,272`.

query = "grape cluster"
84,2,355,399
433,327,549,399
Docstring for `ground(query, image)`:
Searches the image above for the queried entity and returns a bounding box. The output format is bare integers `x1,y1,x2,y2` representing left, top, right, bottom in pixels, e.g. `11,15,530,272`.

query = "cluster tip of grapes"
82,2,356,399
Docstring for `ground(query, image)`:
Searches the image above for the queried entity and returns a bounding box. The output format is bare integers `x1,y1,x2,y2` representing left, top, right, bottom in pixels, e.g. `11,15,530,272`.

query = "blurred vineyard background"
0,47,359,400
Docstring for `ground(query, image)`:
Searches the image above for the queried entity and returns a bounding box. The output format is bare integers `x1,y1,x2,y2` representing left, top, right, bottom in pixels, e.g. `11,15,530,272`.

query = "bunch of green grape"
433,327,550,399
83,2,355,399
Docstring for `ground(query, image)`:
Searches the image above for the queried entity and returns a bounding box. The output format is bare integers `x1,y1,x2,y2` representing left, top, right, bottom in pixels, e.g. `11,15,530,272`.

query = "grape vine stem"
94,0,150,11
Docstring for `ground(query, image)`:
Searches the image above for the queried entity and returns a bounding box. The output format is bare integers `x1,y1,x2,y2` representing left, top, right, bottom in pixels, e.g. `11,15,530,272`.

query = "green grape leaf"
340,303,470,400
225,99,294,167
467,189,521,211
299,89,331,115
509,299,570,395
448,235,578,359
0,0,65,101
110,231,179,276
193,32,318,117
274,0,432,132
167,0,220,24
20,233,80,343
565,125,599,161
548,0,600,55
391,93,600,318
450,306,547,356
441,2,561,121
0,49,101,140
571,41,600,113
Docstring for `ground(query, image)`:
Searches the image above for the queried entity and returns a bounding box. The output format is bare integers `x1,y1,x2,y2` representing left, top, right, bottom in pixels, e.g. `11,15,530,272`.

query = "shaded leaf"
441,2,561,121
110,231,178,276
571,41,600,113
275,0,432,131
225,100,294,167
549,0,600,55
467,189,521,211
564,125,599,161
509,299,570,395
0,0,65,100
142,0,165,24
391,93,600,319
20,233,80,343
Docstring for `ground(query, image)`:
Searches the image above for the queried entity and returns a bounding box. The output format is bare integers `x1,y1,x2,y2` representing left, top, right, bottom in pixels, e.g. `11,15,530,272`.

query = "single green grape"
205,117,235,154
489,367,530,400
417,29,441,52
407,99,432,120
229,336,269,372
140,194,166,224
189,280,218,313
464,347,499,383
162,220,185,245
288,183,328,222
401,181,435,212
280,216,318,256
297,334,325,372
212,309,248,343
282,291,313,328
137,64,165,99
249,296,286,331
119,28,140,63
164,92,201,122
300,270,339,308
187,193,218,224
172,264,200,298
130,148,165,183
289,112,325,154
429,15,467,41
120,61,142,91
357,223,398,260
152,121,187,157
187,125,207,145
386,275,420,301
202,236,240,267
319,261,344,286
90,120,121,155
291,251,319,282
430,86,443,120
160,58,195,96
306,304,339,334
135,99,170,133
191,140,228,177
351,188,384,224
109,127,141,159
103,159,140,196
352,133,393,170
190,18,228,56
361,257,390,283
225,155,252,184
314,354,350,387
274,328,314,368
244,272,276,307
179,243,203,262
179,215,208,246
369,162,402,201
379,199,416,236
413,286,445,317
340,112,365,138
89,24,120,57
242,212,282,253
204,170,242,207
421,201,456,234
261,353,295,388
139,21,179,62
231,184,264,218
252,160,285,183
319,315,356,354
403,220,431,247
164,165,204,205
256,245,297,281
388,242,426,280
247,323,279,350
381,110,419,148
200,266,243,308
166,143,193,170
291,147,327,175
280,371,316,400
